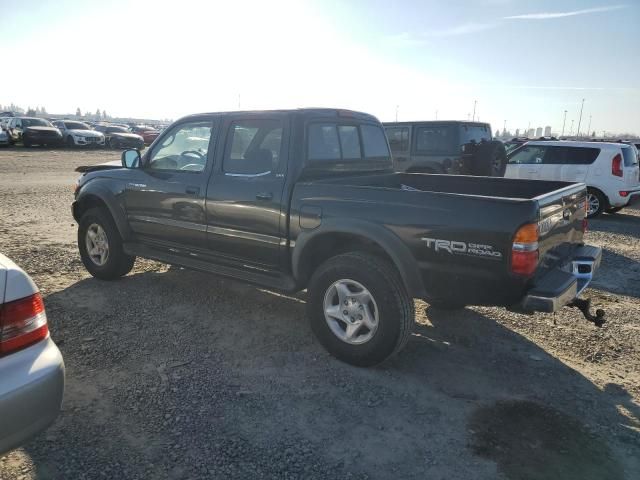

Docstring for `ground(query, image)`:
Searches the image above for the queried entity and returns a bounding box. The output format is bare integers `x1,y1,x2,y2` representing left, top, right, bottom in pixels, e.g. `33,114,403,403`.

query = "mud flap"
568,298,605,327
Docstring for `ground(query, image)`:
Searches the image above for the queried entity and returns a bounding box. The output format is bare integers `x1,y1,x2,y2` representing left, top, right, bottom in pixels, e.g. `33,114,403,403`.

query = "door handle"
256,192,273,201
185,186,200,195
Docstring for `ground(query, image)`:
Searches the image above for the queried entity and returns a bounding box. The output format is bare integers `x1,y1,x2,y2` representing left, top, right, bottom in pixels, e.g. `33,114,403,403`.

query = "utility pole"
587,115,592,137
238,94,241,109
576,98,585,137
561,110,567,137
569,119,574,136
472,100,477,122
503,119,506,136
395,105,399,122
435,109,438,120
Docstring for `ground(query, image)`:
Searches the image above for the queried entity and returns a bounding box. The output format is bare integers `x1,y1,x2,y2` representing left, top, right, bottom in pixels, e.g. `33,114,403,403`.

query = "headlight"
75,136,86,142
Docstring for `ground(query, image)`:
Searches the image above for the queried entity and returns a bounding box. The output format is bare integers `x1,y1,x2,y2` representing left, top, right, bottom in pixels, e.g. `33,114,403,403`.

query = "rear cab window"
307,122,390,173
385,127,410,153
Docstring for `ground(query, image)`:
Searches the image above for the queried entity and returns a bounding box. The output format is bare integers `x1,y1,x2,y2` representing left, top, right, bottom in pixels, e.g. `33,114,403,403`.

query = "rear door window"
508,145,547,164
564,147,600,164
542,146,567,164
414,125,455,154
385,127,409,153
224,119,283,175
308,124,341,160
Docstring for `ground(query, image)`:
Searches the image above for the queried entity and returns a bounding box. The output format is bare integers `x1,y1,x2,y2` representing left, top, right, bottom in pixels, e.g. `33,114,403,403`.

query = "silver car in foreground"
0,253,64,456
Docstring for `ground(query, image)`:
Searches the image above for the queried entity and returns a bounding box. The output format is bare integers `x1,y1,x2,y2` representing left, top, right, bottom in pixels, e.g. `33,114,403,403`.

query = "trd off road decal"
421,237,502,259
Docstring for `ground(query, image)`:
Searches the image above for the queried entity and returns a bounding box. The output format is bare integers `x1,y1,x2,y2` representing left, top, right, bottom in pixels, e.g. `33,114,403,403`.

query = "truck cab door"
205,116,288,269
122,119,216,250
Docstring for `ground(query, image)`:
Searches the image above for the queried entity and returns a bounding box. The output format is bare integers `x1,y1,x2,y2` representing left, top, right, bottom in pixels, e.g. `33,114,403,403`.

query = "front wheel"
78,207,135,280
66,136,75,148
307,252,414,367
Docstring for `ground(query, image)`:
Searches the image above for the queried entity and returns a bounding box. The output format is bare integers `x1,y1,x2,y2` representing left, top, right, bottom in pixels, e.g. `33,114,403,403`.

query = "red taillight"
0,293,48,356
511,223,539,276
619,191,629,197
612,154,623,177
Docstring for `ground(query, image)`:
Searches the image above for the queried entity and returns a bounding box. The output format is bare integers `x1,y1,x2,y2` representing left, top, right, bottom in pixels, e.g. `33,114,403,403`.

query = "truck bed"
319,172,577,201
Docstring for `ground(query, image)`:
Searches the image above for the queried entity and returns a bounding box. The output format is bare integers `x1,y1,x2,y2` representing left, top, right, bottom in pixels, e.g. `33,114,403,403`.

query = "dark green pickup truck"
72,108,602,367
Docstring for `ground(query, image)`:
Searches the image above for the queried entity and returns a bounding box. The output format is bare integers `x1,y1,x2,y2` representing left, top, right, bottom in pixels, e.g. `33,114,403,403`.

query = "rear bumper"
521,245,601,313
0,337,65,456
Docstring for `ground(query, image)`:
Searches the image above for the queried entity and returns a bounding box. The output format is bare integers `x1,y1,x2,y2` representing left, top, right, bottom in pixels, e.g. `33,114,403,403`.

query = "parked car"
130,125,160,145
383,121,507,176
72,108,603,367
506,141,640,217
52,120,105,147
94,125,144,149
0,127,9,146
6,117,63,147
0,253,65,456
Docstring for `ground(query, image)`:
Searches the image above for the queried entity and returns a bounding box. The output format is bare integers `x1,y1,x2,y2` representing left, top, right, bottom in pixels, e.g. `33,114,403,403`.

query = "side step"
123,242,298,292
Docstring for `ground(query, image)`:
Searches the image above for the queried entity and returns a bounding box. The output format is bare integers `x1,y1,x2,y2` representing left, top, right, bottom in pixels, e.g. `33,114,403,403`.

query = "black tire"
110,138,120,150
428,300,466,311
307,252,414,367
78,207,135,280
471,141,507,177
586,188,607,218
23,139,32,148
66,136,75,148
606,207,623,214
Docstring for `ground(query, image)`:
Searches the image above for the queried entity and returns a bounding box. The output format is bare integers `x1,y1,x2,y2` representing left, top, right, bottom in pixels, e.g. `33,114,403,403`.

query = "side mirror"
122,149,141,168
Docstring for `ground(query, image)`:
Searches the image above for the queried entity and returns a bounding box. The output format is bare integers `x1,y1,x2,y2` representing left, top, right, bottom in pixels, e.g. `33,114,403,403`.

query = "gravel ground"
0,147,638,480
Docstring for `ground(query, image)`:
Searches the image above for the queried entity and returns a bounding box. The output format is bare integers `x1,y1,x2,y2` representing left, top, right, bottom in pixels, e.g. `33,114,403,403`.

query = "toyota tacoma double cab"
72,108,602,366
384,121,507,176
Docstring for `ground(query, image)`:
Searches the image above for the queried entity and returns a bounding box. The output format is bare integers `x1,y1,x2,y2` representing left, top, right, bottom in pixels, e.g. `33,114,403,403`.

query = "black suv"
384,121,507,176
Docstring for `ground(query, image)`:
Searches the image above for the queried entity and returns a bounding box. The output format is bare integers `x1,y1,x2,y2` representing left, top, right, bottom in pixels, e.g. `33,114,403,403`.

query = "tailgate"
535,183,587,271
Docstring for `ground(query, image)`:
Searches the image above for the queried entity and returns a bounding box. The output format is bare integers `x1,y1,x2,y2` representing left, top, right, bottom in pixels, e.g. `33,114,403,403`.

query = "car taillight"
612,153,623,177
0,293,48,356
511,223,539,276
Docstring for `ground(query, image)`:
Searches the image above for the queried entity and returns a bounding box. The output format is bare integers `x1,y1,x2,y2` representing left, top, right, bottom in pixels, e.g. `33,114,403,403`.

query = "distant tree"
95,108,101,119
591,131,596,138
76,108,82,118
26,107,36,116
495,129,500,138
41,106,47,114
102,110,108,119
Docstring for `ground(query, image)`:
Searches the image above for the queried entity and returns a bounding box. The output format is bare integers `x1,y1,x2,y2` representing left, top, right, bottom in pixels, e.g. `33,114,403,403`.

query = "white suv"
506,141,640,217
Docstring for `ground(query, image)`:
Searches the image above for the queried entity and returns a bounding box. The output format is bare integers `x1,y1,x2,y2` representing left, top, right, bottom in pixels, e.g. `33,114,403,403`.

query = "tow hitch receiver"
568,298,605,327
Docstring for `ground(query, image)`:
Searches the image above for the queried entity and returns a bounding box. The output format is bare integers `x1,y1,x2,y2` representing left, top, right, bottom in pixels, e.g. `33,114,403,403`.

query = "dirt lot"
0,147,638,480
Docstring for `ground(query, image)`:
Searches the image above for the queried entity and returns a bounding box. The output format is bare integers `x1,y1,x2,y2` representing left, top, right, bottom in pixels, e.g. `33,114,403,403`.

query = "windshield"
22,118,51,127
65,122,89,130
107,126,128,133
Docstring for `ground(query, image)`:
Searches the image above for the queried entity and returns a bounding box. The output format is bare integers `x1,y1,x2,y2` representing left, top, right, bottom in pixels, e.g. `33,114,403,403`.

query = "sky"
1,0,638,136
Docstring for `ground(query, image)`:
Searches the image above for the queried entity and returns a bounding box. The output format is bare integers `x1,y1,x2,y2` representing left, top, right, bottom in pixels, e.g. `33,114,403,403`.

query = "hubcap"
323,279,379,345
85,223,110,266
587,193,600,216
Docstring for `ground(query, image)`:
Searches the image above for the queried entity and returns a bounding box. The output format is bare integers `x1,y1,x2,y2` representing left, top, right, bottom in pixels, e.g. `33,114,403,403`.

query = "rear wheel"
66,136,75,148
471,141,507,177
110,138,120,149
586,188,606,218
78,207,135,280
23,138,32,148
606,206,623,214
307,252,414,367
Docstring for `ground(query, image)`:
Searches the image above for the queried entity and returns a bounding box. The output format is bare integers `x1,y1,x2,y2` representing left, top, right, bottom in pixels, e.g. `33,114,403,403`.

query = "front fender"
73,179,131,240
292,219,426,298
